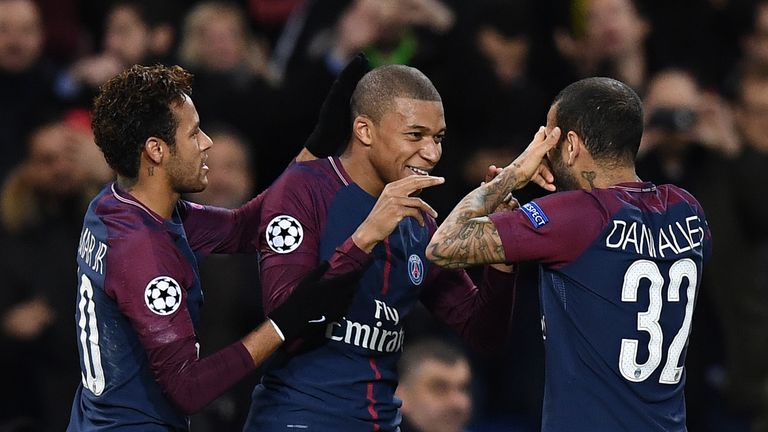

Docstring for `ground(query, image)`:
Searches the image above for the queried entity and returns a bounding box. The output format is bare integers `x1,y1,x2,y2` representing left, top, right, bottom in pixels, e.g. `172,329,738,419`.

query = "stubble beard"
549,150,580,192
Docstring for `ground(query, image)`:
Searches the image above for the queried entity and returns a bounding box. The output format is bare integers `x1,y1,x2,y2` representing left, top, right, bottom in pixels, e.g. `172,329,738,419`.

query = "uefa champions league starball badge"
144,276,183,315
266,215,304,254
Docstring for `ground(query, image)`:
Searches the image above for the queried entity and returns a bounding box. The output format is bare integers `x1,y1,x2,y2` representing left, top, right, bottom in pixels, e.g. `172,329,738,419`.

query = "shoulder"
533,189,609,222
272,158,339,190
658,183,702,207
263,158,346,213
91,194,177,262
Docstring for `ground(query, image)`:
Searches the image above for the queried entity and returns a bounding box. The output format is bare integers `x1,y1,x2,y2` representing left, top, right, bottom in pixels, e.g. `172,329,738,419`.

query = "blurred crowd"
1,0,767,430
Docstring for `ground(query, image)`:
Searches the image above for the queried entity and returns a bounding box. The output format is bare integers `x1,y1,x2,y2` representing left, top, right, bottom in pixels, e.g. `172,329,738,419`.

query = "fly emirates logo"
325,299,405,353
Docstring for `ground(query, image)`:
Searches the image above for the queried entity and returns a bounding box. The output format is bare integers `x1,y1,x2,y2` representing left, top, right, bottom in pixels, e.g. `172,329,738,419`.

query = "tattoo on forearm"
429,218,506,268
581,171,596,189
428,171,516,268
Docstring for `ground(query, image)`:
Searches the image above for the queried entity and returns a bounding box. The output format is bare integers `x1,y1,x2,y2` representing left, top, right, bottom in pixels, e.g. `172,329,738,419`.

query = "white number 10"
619,258,697,384
78,273,105,395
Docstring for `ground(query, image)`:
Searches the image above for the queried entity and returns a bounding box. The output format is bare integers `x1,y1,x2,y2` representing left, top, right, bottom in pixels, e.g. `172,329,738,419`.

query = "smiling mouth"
408,166,430,175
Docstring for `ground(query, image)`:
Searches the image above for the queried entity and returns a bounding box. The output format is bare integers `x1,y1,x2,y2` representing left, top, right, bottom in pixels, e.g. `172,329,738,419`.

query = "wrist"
267,319,286,342
351,230,378,253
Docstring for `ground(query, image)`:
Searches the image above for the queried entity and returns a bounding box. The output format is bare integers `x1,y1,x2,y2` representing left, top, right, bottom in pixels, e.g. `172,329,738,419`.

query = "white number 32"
619,258,697,384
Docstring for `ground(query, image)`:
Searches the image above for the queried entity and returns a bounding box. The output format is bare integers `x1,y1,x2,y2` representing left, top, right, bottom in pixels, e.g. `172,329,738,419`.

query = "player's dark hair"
398,338,468,382
553,77,643,165
92,64,192,178
350,65,441,123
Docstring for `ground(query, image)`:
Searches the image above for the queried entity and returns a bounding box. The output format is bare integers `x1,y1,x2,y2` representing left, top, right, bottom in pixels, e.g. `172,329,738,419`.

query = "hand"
71,55,124,87
268,262,361,342
483,165,518,274
303,53,371,159
484,165,520,213
501,126,560,192
404,0,455,32
335,1,384,56
352,175,444,252
2,298,55,340
696,91,740,156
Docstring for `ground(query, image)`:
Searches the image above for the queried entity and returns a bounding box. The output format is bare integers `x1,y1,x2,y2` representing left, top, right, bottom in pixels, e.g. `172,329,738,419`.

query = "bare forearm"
241,321,283,365
428,168,524,268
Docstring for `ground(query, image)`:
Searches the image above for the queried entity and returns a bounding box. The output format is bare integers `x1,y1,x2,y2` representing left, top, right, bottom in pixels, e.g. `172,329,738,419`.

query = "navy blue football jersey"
68,184,261,431
490,182,711,431
245,157,515,431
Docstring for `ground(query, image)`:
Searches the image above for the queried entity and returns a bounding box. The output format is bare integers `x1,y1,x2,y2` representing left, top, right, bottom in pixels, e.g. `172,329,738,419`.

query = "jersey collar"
608,181,657,193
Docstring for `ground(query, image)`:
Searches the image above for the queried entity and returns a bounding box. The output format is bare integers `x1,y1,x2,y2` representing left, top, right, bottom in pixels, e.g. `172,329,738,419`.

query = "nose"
200,130,213,151
420,138,441,165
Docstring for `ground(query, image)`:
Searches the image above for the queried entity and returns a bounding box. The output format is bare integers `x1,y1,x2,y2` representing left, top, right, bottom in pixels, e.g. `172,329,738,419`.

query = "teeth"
409,167,428,175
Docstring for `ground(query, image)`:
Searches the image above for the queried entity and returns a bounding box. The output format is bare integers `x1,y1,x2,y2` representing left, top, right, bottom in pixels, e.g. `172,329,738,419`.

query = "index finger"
387,175,445,195
539,127,561,154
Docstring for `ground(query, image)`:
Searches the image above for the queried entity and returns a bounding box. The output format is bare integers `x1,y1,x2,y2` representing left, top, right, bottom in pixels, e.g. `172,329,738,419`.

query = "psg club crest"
144,276,182,316
408,254,424,285
266,215,304,254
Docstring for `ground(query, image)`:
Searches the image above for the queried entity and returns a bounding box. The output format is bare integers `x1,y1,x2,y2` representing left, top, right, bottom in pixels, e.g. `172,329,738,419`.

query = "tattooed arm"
427,127,561,268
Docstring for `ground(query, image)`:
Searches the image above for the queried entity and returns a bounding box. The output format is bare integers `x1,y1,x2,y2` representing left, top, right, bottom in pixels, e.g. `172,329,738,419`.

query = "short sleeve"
488,191,608,266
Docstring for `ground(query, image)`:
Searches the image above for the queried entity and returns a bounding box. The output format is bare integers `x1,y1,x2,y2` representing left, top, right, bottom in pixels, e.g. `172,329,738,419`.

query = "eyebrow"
405,124,446,133
188,121,200,135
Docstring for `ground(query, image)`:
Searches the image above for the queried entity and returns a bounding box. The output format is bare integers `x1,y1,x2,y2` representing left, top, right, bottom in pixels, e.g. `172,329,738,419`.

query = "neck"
339,144,385,196
117,174,178,220
577,165,639,191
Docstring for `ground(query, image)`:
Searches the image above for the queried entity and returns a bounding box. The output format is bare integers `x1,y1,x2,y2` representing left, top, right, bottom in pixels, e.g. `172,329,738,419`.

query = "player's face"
105,5,150,66
545,104,580,191
0,0,44,73
166,95,212,194
737,79,768,151
397,359,472,432
368,97,445,190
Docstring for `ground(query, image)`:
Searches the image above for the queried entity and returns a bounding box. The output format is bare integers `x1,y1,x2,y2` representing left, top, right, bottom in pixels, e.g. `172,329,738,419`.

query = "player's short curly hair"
92,64,193,178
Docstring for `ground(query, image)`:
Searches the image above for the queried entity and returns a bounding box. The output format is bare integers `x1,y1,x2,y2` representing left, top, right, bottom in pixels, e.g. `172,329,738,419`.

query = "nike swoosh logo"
308,316,326,323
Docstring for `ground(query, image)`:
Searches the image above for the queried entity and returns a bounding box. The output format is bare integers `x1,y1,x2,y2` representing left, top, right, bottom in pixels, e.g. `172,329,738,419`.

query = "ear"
352,115,374,147
144,137,164,165
565,131,582,166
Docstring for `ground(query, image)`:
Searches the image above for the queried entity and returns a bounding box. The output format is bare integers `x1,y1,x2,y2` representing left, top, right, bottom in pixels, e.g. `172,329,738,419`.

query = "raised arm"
427,127,561,268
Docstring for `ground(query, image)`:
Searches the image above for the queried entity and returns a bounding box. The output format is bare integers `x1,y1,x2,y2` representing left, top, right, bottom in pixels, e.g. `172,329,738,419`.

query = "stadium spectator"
56,0,180,106
428,77,711,431
726,64,768,432
396,338,473,432
66,64,360,431
554,0,652,91
245,64,516,431
0,113,109,431
176,1,272,187
0,0,60,181
738,1,768,71
436,0,549,218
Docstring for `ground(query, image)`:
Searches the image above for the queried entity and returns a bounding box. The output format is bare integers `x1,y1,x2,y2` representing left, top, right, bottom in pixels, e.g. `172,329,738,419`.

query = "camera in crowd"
647,107,698,133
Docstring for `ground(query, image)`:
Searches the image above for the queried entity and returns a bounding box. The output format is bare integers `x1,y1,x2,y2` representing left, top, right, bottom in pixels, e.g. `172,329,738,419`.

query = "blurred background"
0,0,766,430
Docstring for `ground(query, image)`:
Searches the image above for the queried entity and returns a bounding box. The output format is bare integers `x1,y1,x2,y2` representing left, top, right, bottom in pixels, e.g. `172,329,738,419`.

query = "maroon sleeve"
105,228,256,414
259,167,371,314
488,190,608,267
179,191,265,256
420,265,517,353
